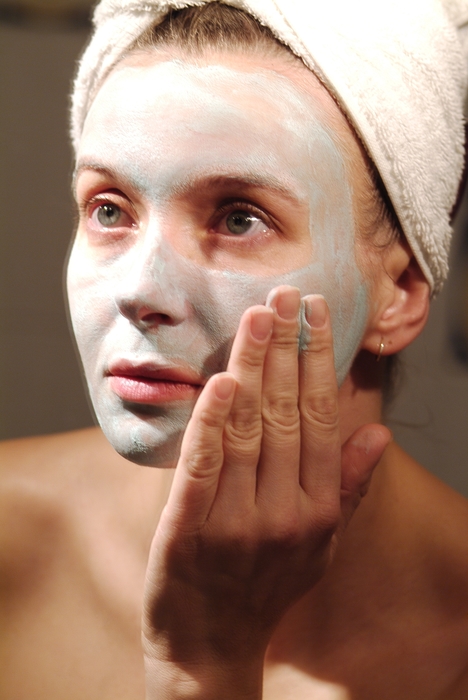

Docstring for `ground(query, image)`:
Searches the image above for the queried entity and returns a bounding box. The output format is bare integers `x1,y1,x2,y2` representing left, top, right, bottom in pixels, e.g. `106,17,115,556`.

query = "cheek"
66,245,116,361
194,256,368,387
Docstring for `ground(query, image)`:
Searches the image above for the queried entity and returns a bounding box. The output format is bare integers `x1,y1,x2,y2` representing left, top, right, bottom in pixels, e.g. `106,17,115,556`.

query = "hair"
133,2,291,56
129,1,402,400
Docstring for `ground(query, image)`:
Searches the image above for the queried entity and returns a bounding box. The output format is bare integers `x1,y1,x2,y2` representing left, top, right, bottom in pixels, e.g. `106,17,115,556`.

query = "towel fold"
71,0,468,293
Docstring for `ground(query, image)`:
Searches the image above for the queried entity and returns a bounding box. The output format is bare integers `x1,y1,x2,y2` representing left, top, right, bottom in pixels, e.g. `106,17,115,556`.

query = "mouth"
106,360,204,405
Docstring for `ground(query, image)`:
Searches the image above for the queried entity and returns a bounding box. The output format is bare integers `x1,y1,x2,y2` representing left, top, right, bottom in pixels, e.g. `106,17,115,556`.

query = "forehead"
88,47,342,125
78,52,354,195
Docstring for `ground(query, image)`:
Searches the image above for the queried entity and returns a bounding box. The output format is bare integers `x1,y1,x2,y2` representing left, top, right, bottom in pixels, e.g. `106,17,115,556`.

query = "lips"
106,360,203,404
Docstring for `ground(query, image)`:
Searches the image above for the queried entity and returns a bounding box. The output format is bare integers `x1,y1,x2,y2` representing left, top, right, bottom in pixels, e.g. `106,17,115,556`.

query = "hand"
142,286,391,699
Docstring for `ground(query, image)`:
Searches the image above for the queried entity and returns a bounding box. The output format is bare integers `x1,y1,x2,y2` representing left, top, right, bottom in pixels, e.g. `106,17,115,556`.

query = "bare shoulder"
0,430,167,699
391,444,468,662
391,442,468,548
0,428,128,582
390,443,468,595
437,664,468,700
0,426,125,506
0,428,172,585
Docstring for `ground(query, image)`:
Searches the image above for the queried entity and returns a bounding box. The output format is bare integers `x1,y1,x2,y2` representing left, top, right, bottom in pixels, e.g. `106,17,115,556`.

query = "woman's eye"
226,211,255,235
87,201,135,231
96,203,121,226
217,209,270,237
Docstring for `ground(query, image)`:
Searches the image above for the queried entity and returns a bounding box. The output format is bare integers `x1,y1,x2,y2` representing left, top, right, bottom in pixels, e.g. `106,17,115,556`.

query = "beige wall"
1,21,468,494
0,23,93,437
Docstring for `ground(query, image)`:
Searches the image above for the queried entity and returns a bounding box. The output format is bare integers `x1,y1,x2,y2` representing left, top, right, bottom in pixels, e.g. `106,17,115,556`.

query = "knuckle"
198,407,225,430
310,335,332,355
262,394,300,430
183,450,220,481
271,516,303,548
271,334,299,352
224,424,261,458
228,409,262,441
223,436,259,463
312,499,340,537
237,346,265,371
224,517,253,545
302,391,338,428
258,511,303,550
206,516,259,562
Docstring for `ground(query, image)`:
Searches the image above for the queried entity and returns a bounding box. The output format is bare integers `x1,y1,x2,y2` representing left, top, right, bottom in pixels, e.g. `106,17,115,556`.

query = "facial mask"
67,59,367,466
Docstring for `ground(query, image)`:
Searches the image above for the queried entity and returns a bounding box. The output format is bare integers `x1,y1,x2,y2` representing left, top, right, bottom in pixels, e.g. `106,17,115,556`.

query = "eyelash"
79,193,276,247
81,194,135,234
210,201,274,241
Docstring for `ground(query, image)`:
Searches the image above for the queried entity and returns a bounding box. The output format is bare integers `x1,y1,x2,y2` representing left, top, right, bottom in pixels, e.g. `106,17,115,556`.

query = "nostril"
139,311,176,328
114,266,188,327
116,293,183,328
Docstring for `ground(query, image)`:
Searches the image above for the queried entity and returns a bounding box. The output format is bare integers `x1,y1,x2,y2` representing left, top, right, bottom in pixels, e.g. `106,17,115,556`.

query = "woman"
2,1,468,698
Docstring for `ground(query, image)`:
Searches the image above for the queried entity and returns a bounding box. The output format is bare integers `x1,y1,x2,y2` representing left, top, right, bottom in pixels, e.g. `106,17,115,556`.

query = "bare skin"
1,392,468,699
2,49,468,700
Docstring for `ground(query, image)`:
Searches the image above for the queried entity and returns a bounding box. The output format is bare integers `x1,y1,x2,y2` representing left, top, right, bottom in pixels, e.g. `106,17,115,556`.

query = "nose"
114,235,188,330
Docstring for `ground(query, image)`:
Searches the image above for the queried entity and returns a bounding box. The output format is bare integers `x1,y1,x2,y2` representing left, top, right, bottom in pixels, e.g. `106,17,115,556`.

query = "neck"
338,349,385,443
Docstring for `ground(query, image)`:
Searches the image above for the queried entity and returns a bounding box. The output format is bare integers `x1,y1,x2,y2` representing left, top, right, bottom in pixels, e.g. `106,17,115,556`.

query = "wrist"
144,653,264,700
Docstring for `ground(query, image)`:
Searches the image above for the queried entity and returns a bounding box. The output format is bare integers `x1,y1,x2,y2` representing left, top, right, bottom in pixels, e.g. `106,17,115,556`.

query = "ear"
361,239,431,358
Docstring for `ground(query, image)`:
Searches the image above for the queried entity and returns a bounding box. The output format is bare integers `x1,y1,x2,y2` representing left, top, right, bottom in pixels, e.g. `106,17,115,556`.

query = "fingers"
298,295,341,500
256,286,302,502
165,372,236,531
215,305,273,505
170,286,379,535
219,288,339,512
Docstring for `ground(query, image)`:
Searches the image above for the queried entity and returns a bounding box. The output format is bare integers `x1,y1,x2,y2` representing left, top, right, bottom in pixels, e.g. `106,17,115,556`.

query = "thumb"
339,424,392,526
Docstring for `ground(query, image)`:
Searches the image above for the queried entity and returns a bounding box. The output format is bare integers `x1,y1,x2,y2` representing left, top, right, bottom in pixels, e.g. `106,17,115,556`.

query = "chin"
97,403,192,468
115,439,181,468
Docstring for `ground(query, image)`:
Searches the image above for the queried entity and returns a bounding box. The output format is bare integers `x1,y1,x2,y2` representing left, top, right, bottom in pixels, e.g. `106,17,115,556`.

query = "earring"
376,337,385,362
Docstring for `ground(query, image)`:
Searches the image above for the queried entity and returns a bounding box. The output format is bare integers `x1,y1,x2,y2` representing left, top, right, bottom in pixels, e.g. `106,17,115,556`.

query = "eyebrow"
172,173,304,205
73,161,304,205
72,161,119,194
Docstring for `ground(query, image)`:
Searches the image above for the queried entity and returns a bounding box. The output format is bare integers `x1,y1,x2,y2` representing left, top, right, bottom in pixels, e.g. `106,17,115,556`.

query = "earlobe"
362,246,430,358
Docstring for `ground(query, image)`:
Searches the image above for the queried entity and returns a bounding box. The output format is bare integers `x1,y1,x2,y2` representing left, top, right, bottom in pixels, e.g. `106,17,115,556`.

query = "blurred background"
1,1,468,494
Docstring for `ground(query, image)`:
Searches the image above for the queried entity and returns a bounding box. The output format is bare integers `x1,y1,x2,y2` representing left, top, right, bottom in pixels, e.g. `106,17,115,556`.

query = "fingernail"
274,288,301,320
298,299,311,351
306,295,327,328
215,373,235,400
350,432,372,455
250,308,273,340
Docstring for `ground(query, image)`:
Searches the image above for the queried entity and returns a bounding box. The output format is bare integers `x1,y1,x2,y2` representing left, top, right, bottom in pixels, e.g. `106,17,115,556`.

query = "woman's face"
67,50,368,466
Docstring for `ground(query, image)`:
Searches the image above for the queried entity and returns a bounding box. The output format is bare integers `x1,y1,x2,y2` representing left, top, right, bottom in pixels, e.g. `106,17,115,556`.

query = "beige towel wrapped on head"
71,0,468,294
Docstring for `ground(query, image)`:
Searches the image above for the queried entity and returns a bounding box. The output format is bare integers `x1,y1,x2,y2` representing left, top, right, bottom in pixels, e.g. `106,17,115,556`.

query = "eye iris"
226,210,253,235
97,204,120,226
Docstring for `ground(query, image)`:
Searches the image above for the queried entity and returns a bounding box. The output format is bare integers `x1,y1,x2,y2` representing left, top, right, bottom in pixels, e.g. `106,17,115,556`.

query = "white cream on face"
67,59,367,466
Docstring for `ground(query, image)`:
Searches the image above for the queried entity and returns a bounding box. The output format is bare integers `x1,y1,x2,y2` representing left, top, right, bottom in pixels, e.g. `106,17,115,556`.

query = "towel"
70,0,468,294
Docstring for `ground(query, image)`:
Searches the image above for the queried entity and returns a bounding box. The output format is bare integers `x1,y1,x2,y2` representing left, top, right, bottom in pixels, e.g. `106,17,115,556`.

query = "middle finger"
256,285,302,501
